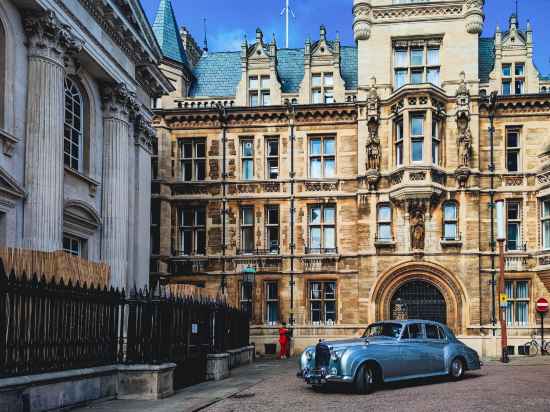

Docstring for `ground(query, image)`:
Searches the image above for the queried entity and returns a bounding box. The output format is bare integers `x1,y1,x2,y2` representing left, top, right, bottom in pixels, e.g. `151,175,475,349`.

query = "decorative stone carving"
455,72,473,180
410,203,426,251
101,82,139,120
353,3,372,41
134,110,156,153
463,0,485,34
365,77,381,189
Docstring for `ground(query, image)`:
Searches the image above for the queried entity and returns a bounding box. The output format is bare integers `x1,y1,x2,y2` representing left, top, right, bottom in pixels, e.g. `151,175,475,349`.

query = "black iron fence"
0,261,250,381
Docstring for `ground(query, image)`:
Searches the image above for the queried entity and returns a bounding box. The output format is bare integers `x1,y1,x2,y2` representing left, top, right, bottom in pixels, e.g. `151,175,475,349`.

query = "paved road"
205,359,550,412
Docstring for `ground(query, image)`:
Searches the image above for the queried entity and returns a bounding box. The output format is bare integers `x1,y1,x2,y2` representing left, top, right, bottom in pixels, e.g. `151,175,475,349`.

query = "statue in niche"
456,71,473,168
410,208,425,250
366,118,380,170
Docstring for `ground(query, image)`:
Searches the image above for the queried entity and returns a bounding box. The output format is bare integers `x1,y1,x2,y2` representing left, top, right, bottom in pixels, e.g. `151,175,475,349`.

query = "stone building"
151,0,550,357
0,0,172,289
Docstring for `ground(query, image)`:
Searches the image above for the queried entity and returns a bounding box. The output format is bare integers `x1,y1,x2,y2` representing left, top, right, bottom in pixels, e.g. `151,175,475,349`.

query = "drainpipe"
218,104,228,294
288,102,296,327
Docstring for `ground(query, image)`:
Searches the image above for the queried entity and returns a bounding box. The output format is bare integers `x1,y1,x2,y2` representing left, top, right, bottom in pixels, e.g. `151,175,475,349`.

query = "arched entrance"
369,261,468,334
390,280,447,324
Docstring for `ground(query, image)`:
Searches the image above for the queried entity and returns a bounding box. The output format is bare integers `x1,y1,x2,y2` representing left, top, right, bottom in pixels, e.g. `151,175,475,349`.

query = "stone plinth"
206,353,230,381
117,363,176,400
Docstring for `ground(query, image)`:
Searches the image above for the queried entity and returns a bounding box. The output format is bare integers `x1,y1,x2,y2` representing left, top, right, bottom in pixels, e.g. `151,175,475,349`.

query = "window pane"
242,140,254,157
183,143,193,158
412,140,423,162
502,64,511,77
242,208,254,225
411,48,424,66
312,74,322,87
196,209,206,226
324,158,335,177
394,49,408,66
312,89,322,104
505,281,514,298
183,209,193,226
378,224,392,240
507,131,519,148
444,203,457,220
242,227,254,251
378,206,391,222
310,158,322,178
325,282,336,299
310,227,321,248
311,302,321,323
432,140,440,164
249,76,258,89
323,138,335,155
310,282,321,299
310,139,322,155
196,230,206,254
507,223,519,250
324,91,334,104
507,203,520,220
325,302,336,323
195,160,205,181
411,69,423,84
324,227,335,249
505,303,513,325
543,220,550,249
515,63,524,76
324,206,335,224
324,73,334,86
267,302,278,324
396,142,403,166
267,227,279,250
502,81,511,96
196,142,206,158
260,76,269,89
411,116,424,136
427,68,440,86
182,230,192,254
544,200,550,218
516,281,529,299
268,159,278,179
262,92,271,106
250,93,258,106
427,48,439,65
395,69,407,88
310,207,321,224
507,151,519,172
243,159,254,179
266,282,277,299
267,207,279,225
515,80,524,95
267,140,278,156
516,301,528,326
444,223,457,239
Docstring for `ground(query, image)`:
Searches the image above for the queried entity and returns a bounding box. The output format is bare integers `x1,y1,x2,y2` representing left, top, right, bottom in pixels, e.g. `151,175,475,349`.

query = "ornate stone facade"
0,1,172,290
151,0,550,358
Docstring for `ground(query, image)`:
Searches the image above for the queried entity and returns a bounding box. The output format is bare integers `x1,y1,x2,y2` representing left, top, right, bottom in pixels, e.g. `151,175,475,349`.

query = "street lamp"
495,200,509,363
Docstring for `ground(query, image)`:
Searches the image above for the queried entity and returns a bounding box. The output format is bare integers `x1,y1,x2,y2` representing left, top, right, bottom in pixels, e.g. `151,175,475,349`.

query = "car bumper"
298,368,352,385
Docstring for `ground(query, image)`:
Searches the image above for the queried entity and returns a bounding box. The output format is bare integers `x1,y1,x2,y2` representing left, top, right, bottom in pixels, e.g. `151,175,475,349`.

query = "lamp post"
496,200,510,363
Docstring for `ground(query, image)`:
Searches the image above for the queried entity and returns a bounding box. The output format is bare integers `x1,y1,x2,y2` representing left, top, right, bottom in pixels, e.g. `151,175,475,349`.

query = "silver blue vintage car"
298,320,481,394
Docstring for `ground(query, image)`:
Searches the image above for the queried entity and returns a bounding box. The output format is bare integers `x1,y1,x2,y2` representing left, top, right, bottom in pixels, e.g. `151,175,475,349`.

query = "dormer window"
311,73,334,104
249,75,270,106
393,41,440,89
502,63,525,96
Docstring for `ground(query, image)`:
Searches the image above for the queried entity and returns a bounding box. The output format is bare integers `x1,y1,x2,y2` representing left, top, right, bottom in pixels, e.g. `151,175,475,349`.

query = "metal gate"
390,280,447,324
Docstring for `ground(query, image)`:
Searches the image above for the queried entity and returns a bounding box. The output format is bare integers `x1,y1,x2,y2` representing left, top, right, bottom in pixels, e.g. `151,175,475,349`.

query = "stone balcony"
301,247,339,272
233,248,283,273
388,166,446,204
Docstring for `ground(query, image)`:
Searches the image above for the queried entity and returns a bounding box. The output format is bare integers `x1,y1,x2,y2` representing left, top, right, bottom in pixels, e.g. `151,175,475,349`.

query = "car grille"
315,341,330,369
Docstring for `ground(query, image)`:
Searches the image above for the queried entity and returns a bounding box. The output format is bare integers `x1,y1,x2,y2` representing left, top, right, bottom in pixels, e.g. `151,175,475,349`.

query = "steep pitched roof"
189,46,359,98
152,0,187,65
479,37,495,83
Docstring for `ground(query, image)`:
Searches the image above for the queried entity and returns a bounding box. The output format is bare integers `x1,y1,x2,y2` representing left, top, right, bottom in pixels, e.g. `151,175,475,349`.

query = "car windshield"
362,323,403,339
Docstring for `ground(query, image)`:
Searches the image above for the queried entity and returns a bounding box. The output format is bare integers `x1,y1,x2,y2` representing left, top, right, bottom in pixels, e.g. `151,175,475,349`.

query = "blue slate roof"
189,46,359,98
479,37,495,83
152,0,187,65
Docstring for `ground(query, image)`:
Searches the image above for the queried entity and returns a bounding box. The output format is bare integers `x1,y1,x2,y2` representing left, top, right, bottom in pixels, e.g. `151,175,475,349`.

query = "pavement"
75,356,550,412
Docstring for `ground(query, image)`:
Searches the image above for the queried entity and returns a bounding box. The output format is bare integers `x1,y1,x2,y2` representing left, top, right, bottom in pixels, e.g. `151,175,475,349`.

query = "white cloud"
210,29,246,51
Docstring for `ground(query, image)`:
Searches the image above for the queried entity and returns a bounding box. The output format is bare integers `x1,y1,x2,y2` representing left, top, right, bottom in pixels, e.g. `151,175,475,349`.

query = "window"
64,78,84,171
402,323,424,339
63,234,85,257
502,63,525,95
393,42,440,88
240,282,253,315
265,138,279,179
249,75,270,106
309,136,335,178
311,72,334,104
506,128,520,172
178,207,206,255
265,281,279,325
377,204,392,241
410,114,424,162
443,202,458,240
432,118,441,165
265,205,280,253
395,119,404,166
179,139,206,181
308,204,336,253
240,206,255,253
515,63,524,76
502,80,511,96
309,281,336,325
505,280,529,326
502,64,512,77
515,79,524,95
241,138,254,180
541,199,550,250
506,201,521,251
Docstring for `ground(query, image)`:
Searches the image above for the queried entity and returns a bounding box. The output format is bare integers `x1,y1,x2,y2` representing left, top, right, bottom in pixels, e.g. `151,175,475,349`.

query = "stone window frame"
265,136,279,180
442,201,459,241
505,126,521,172
178,138,206,181
504,279,530,327
376,203,393,242
311,72,334,104
540,198,550,251
392,39,441,89
308,280,337,326
308,135,336,179
264,204,280,253
177,206,206,256
249,75,270,106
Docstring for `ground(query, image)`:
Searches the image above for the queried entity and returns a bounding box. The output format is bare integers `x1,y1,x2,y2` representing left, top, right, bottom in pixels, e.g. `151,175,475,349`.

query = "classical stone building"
0,0,172,289
151,0,550,357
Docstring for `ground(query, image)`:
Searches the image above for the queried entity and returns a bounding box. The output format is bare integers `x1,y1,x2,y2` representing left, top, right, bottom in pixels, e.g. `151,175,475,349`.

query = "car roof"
377,319,447,327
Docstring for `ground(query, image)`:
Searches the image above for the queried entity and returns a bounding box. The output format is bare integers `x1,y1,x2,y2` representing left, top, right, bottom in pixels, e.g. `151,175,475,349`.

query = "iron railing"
0,260,250,379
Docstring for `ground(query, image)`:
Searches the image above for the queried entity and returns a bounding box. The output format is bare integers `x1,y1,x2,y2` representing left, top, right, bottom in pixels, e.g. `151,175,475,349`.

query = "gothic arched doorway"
390,280,447,324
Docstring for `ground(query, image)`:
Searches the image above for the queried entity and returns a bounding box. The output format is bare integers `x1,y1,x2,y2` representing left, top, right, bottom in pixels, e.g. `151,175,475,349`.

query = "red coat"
278,327,289,344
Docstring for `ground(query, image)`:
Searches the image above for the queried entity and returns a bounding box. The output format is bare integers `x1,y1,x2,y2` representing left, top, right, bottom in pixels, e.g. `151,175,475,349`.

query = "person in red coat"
278,322,289,359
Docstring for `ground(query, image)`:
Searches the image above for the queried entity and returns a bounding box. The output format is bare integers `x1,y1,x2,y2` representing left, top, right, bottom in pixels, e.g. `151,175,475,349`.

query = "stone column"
101,83,136,290
22,11,81,250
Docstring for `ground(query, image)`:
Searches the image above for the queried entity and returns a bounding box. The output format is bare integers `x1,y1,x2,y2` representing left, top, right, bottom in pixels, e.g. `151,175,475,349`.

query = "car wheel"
354,364,375,395
449,358,465,380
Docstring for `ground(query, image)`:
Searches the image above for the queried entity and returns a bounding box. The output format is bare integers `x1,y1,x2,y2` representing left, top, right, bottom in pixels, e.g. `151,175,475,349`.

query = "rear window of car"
402,323,424,339
362,323,403,338
426,324,440,339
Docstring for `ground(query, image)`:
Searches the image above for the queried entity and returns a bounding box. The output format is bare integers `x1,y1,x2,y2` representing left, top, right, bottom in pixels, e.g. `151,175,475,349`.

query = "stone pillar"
22,11,81,250
101,83,136,290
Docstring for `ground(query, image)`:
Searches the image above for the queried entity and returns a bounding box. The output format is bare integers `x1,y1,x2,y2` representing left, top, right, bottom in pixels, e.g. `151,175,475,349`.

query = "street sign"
499,293,508,308
536,297,549,314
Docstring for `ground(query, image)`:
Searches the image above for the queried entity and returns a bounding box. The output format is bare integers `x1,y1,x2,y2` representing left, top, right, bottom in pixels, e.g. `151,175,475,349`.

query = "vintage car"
298,320,481,394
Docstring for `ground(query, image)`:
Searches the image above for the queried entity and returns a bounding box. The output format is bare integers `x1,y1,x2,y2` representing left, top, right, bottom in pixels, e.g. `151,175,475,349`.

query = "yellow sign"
500,293,508,307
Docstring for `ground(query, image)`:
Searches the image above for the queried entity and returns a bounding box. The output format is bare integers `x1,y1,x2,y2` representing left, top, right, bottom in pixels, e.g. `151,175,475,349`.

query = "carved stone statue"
456,72,473,168
410,209,425,250
458,126,473,167
365,77,381,172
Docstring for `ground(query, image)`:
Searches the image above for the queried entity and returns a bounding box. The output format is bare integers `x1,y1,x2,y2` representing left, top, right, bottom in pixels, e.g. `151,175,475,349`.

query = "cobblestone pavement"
205,358,550,412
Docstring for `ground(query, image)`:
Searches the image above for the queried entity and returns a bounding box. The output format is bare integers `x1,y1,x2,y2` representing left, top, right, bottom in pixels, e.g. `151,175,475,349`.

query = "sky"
141,0,550,75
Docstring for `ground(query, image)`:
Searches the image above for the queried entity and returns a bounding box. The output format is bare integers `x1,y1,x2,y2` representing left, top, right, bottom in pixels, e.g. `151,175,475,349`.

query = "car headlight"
306,350,313,361
330,349,345,362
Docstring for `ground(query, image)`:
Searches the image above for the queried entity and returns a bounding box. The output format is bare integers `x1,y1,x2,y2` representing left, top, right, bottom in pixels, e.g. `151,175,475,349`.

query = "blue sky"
142,0,550,74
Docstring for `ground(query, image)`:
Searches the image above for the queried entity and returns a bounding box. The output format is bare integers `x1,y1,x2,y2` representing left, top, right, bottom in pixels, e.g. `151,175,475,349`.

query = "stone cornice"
371,2,463,22
479,94,550,114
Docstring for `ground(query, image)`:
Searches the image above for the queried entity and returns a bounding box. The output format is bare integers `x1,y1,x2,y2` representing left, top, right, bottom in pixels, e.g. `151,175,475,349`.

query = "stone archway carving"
369,261,468,334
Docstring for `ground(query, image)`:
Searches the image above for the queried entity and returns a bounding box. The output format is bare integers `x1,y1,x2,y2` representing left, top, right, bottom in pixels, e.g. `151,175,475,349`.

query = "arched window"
64,77,84,171
442,202,458,240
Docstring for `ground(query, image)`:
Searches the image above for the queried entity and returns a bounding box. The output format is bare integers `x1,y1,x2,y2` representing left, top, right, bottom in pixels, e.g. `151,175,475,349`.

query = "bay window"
411,114,424,163
541,199,550,250
432,118,441,165
395,118,404,166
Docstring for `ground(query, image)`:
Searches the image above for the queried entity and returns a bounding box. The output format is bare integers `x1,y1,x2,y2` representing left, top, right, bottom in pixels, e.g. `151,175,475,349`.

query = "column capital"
134,110,156,153
101,82,139,121
23,10,82,65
